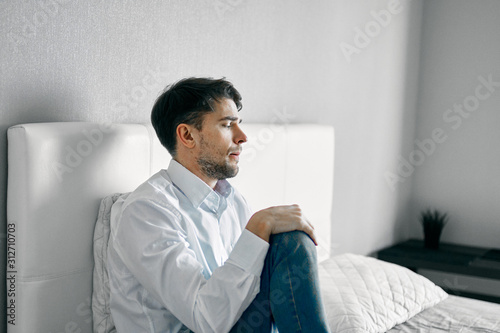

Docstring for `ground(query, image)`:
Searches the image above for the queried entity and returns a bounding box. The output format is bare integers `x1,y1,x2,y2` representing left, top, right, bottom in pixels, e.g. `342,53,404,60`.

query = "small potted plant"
420,209,448,249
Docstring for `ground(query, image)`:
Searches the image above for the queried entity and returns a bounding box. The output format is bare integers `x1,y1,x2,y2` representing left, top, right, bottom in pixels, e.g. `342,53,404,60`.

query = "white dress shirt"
107,159,269,333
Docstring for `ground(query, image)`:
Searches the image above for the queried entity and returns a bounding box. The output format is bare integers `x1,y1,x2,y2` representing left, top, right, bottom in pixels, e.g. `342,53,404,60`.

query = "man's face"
195,98,247,181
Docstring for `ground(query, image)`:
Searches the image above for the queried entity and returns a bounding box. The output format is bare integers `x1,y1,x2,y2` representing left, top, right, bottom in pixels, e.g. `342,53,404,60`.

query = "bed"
6,122,500,333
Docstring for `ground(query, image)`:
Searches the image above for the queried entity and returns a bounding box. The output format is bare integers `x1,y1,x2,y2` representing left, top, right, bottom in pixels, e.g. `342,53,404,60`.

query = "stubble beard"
198,157,238,180
197,139,239,181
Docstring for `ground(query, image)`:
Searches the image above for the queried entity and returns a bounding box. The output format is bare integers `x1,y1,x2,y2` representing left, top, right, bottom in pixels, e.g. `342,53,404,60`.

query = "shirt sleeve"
226,229,269,276
112,198,269,333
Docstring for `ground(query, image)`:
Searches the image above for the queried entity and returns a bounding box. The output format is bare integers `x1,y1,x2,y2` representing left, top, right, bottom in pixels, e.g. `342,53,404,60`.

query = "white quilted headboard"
6,122,334,333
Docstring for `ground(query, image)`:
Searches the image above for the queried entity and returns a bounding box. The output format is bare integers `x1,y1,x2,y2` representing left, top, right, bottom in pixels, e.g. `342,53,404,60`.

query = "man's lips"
229,150,241,159
229,148,241,155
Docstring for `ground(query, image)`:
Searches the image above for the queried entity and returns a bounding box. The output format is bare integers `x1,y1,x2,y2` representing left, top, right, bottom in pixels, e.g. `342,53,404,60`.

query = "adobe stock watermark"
112,66,169,120
50,66,169,182
7,0,75,51
443,276,468,297
460,317,500,332
51,123,115,182
385,74,500,191
234,250,321,332
241,107,296,162
339,0,406,63
316,235,333,262
212,0,244,20
46,296,92,333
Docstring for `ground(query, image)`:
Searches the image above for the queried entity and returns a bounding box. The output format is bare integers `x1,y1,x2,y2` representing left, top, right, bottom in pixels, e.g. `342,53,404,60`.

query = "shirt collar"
166,159,234,209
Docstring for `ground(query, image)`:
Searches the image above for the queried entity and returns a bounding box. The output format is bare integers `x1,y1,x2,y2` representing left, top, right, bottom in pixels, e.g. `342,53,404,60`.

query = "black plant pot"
423,225,443,249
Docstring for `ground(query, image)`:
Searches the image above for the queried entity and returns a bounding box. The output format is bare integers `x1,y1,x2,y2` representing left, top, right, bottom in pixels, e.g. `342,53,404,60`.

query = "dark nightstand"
377,239,500,303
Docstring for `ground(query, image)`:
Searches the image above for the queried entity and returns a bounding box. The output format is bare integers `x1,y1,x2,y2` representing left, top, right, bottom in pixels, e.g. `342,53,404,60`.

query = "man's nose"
234,125,247,144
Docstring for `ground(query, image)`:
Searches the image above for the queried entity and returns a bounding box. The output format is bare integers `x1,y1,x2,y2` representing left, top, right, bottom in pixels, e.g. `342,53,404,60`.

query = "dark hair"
151,77,242,157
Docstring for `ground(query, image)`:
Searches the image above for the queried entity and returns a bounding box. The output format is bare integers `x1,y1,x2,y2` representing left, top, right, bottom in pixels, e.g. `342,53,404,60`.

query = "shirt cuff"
227,229,269,276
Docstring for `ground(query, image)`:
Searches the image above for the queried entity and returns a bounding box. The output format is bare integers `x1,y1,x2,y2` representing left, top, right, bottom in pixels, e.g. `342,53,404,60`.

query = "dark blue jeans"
230,231,330,333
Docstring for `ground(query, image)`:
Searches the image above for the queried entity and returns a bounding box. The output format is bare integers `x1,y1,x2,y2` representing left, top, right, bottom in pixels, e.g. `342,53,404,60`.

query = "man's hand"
245,204,317,245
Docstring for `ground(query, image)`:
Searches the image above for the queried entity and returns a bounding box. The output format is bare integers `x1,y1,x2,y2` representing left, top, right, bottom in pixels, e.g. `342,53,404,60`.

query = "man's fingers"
263,205,318,245
303,222,318,246
308,228,318,246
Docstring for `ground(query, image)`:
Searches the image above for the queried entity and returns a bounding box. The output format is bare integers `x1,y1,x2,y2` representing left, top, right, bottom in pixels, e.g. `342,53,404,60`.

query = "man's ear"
176,124,197,149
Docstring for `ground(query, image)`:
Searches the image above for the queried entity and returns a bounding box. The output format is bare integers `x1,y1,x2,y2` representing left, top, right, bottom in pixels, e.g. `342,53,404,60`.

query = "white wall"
409,0,500,248
326,0,422,255
0,1,421,331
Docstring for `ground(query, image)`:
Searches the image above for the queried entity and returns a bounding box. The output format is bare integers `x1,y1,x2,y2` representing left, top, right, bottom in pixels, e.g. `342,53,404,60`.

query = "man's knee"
270,230,316,259
269,231,318,294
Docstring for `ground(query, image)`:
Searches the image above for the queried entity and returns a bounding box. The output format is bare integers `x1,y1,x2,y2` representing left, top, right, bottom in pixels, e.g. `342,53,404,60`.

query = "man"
107,77,330,332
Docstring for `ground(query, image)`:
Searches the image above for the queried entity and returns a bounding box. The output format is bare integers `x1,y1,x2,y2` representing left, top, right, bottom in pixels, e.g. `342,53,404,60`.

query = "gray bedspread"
388,295,500,332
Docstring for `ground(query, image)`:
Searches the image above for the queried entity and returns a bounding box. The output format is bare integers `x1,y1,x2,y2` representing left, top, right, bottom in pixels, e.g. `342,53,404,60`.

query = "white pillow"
92,193,128,333
319,253,448,333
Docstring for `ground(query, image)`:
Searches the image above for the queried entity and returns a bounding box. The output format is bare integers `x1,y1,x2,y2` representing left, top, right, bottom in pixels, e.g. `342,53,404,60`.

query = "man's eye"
224,123,232,128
